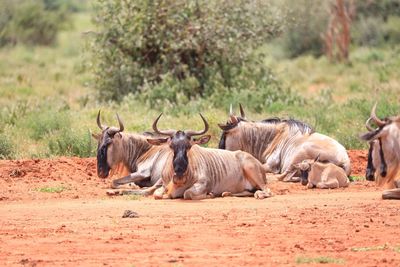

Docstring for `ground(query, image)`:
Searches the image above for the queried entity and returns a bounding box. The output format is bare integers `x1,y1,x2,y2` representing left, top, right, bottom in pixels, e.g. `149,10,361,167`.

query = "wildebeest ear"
360,129,382,141
193,135,211,145
146,137,169,146
91,132,101,140
218,123,237,131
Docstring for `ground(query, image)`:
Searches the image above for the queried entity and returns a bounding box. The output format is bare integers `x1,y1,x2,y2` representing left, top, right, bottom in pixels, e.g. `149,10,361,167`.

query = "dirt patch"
1,150,399,266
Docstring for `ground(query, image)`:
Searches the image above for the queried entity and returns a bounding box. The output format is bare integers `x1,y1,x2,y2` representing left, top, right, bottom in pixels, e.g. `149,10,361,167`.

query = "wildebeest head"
292,155,320,186
360,103,400,186
92,110,125,178
147,113,210,184
218,104,247,150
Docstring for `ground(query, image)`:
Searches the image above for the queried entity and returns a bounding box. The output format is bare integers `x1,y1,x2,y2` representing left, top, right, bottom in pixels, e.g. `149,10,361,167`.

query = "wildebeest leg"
267,172,287,182
120,178,163,196
154,185,167,200
382,188,400,199
242,161,273,199
282,170,301,183
182,180,211,200
222,191,254,197
111,173,148,189
316,179,339,189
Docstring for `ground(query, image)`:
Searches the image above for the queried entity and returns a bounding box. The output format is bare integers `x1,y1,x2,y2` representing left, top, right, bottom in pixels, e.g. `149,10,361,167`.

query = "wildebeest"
92,110,171,195
146,113,272,200
360,103,400,199
364,117,387,181
218,105,351,182
293,155,350,189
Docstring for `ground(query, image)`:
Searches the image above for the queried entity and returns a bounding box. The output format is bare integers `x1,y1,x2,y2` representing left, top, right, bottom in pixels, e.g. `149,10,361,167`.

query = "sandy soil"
1,150,400,266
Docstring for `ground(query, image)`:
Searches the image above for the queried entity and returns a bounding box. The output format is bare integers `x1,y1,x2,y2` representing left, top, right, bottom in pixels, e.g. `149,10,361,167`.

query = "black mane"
260,117,314,134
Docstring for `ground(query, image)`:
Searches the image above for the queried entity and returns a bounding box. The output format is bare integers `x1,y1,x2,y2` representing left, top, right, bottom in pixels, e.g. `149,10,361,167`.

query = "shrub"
0,0,70,47
24,110,70,141
91,0,284,102
0,133,14,159
279,0,329,58
48,129,95,157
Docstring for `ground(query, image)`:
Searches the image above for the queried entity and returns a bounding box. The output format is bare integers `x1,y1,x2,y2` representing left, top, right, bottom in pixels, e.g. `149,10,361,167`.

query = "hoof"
222,192,232,197
254,189,273,199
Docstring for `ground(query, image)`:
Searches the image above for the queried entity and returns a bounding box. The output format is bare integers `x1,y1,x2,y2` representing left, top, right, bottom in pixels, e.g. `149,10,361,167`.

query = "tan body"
223,121,351,182
154,146,271,200
98,132,173,196
303,161,350,189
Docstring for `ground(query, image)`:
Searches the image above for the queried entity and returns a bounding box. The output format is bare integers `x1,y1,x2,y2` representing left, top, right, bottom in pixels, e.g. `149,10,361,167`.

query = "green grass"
123,195,143,201
296,256,345,264
351,243,400,253
35,186,69,193
350,176,365,182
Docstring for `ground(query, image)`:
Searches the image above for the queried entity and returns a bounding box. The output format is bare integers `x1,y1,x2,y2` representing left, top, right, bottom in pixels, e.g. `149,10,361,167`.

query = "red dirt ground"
1,150,400,266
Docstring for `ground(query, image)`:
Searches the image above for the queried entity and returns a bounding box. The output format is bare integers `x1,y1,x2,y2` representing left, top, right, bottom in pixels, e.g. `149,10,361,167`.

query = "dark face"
366,141,376,181
93,128,120,178
170,131,192,180
218,116,243,149
300,169,309,186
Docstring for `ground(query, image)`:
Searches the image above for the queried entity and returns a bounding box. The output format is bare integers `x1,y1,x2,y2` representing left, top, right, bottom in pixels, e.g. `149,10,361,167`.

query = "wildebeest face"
92,111,124,179
293,161,312,186
218,104,247,150
171,132,211,181
148,113,210,184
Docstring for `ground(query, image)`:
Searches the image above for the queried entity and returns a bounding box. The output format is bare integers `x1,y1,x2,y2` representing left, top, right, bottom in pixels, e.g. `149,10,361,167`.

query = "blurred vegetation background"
0,0,399,159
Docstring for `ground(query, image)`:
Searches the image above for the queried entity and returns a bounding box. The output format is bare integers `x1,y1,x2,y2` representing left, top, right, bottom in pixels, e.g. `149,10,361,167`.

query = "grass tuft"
35,186,69,193
296,256,345,264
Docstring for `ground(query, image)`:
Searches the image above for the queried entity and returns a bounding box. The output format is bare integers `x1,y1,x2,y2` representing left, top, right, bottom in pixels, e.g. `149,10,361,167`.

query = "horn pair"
229,103,246,118
365,103,386,131
96,110,124,132
152,113,209,137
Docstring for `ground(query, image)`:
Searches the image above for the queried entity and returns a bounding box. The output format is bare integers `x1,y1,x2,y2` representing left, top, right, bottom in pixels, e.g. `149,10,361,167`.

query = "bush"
0,0,70,47
280,0,329,58
91,0,284,102
24,109,70,141
48,129,95,157
0,133,14,159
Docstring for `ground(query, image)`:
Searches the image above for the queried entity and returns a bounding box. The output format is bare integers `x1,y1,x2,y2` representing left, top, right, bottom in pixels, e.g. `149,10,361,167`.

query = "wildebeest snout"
300,170,309,186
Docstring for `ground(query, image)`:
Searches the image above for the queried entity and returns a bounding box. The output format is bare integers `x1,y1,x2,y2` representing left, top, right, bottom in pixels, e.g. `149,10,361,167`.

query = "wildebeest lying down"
92,110,171,196
361,103,400,200
293,156,350,189
218,105,351,182
146,113,273,200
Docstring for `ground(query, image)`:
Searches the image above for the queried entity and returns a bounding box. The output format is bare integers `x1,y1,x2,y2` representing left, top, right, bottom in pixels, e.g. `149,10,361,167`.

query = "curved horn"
365,117,375,132
239,103,246,119
152,113,176,136
116,113,124,132
186,113,209,137
97,110,105,130
370,102,386,127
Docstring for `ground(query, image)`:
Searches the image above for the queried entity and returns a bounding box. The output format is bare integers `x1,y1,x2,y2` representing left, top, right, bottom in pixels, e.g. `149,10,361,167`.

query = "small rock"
122,210,139,218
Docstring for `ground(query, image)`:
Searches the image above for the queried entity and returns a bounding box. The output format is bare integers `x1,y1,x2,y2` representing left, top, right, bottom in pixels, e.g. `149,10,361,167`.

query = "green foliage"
0,0,70,47
296,256,345,264
24,109,71,141
0,132,14,159
279,0,328,58
91,0,284,102
48,129,95,157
